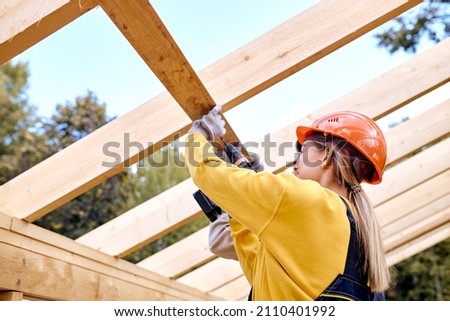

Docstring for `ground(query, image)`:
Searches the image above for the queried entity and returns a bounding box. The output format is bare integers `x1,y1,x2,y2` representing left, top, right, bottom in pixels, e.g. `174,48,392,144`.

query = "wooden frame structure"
1,0,449,300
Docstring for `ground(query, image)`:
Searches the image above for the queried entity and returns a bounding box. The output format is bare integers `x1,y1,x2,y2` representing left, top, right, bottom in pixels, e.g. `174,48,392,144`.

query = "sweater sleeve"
185,131,286,236
208,213,238,260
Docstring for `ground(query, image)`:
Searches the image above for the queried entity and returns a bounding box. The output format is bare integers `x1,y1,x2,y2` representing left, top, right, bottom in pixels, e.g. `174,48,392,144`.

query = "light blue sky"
12,1,446,142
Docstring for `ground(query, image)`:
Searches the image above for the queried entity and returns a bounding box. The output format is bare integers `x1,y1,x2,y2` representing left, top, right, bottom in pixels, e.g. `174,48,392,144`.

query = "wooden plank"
0,0,98,64
137,227,212,278
0,213,218,301
97,0,241,145
176,257,243,293
382,194,450,242
98,0,213,117
0,0,423,221
0,241,173,300
0,291,23,301
376,170,450,227
251,40,450,173
365,137,450,206
0,212,12,230
76,179,202,257
209,276,251,301
386,222,450,267
384,99,450,165
384,206,449,251
79,94,450,258
204,0,423,112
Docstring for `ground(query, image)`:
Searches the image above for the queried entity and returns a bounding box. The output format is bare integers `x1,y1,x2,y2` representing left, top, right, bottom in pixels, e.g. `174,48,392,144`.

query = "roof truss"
1,0,449,300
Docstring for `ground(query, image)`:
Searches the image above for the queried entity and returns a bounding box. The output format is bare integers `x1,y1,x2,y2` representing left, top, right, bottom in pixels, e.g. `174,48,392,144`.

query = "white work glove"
190,105,226,142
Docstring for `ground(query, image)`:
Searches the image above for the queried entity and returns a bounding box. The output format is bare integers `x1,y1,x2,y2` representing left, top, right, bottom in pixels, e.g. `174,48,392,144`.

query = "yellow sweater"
186,132,350,300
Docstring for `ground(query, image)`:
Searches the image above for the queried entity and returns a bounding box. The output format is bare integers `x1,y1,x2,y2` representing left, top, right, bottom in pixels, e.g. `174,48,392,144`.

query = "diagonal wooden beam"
209,276,250,301
386,222,450,267
98,0,213,117
382,194,450,244
136,227,212,279
383,200,450,252
0,0,98,64
0,0,423,221
176,257,243,293
365,134,450,207
77,179,202,256
77,54,450,258
375,170,450,227
97,0,241,145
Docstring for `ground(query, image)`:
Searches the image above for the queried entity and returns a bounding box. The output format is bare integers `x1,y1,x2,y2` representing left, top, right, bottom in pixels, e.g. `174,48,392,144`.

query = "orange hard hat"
296,111,387,184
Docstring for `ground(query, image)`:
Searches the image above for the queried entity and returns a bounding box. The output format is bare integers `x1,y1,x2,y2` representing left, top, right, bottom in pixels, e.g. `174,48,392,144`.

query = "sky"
11,0,449,143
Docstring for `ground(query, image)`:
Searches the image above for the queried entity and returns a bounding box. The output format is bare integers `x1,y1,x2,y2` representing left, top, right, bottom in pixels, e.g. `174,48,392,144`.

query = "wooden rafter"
0,0,448,302
0,0,98,64
0,0,422,222
386,222,450,266
98,0,241,145
77,41,450,258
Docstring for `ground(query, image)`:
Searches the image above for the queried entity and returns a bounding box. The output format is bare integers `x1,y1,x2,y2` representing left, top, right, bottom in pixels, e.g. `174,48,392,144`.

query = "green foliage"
375,0,449,53
0,61,48,184
123,145,209,263
127,143,191,206
34,91,135,239
387,238,450,300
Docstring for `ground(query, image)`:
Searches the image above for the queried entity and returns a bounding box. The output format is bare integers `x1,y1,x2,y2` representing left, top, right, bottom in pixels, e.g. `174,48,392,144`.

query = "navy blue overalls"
316,198,385,301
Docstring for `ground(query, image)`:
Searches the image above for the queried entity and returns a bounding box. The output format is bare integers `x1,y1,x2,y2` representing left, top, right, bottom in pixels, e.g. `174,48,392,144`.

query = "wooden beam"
0,0,423,221
384,204,449,252
78,93,450,258
0,0,98,64
382,194,450,243
204,0,423,112
97,0,240,145
0,212,218,301
365,136,450,206
98,0,212,117
386,222,450,267
0,291,23,301
376,170,450,227
136,227,212,279
384,98,450,165
209,276,251,301
176,257,243,293
77,179,201,256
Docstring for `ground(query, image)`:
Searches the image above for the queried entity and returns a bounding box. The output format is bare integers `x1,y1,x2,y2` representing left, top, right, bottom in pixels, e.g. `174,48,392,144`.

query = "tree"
123,144,209,263
34,92,134,239
375,0,449,53
0,61,48,184
387,239,450,300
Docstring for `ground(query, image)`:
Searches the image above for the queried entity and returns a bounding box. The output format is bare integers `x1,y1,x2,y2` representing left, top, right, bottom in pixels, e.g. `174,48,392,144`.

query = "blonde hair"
326,138,390,292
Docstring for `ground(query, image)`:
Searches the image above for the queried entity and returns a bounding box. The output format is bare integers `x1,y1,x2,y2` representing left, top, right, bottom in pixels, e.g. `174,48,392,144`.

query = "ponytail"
328,139,390,292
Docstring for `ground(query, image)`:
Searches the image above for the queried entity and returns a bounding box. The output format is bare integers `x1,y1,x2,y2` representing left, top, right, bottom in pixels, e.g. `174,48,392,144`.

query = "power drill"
193,137,256,222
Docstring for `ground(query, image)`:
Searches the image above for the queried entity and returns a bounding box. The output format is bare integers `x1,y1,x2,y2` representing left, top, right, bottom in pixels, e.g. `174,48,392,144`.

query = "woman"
186,106,390,300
